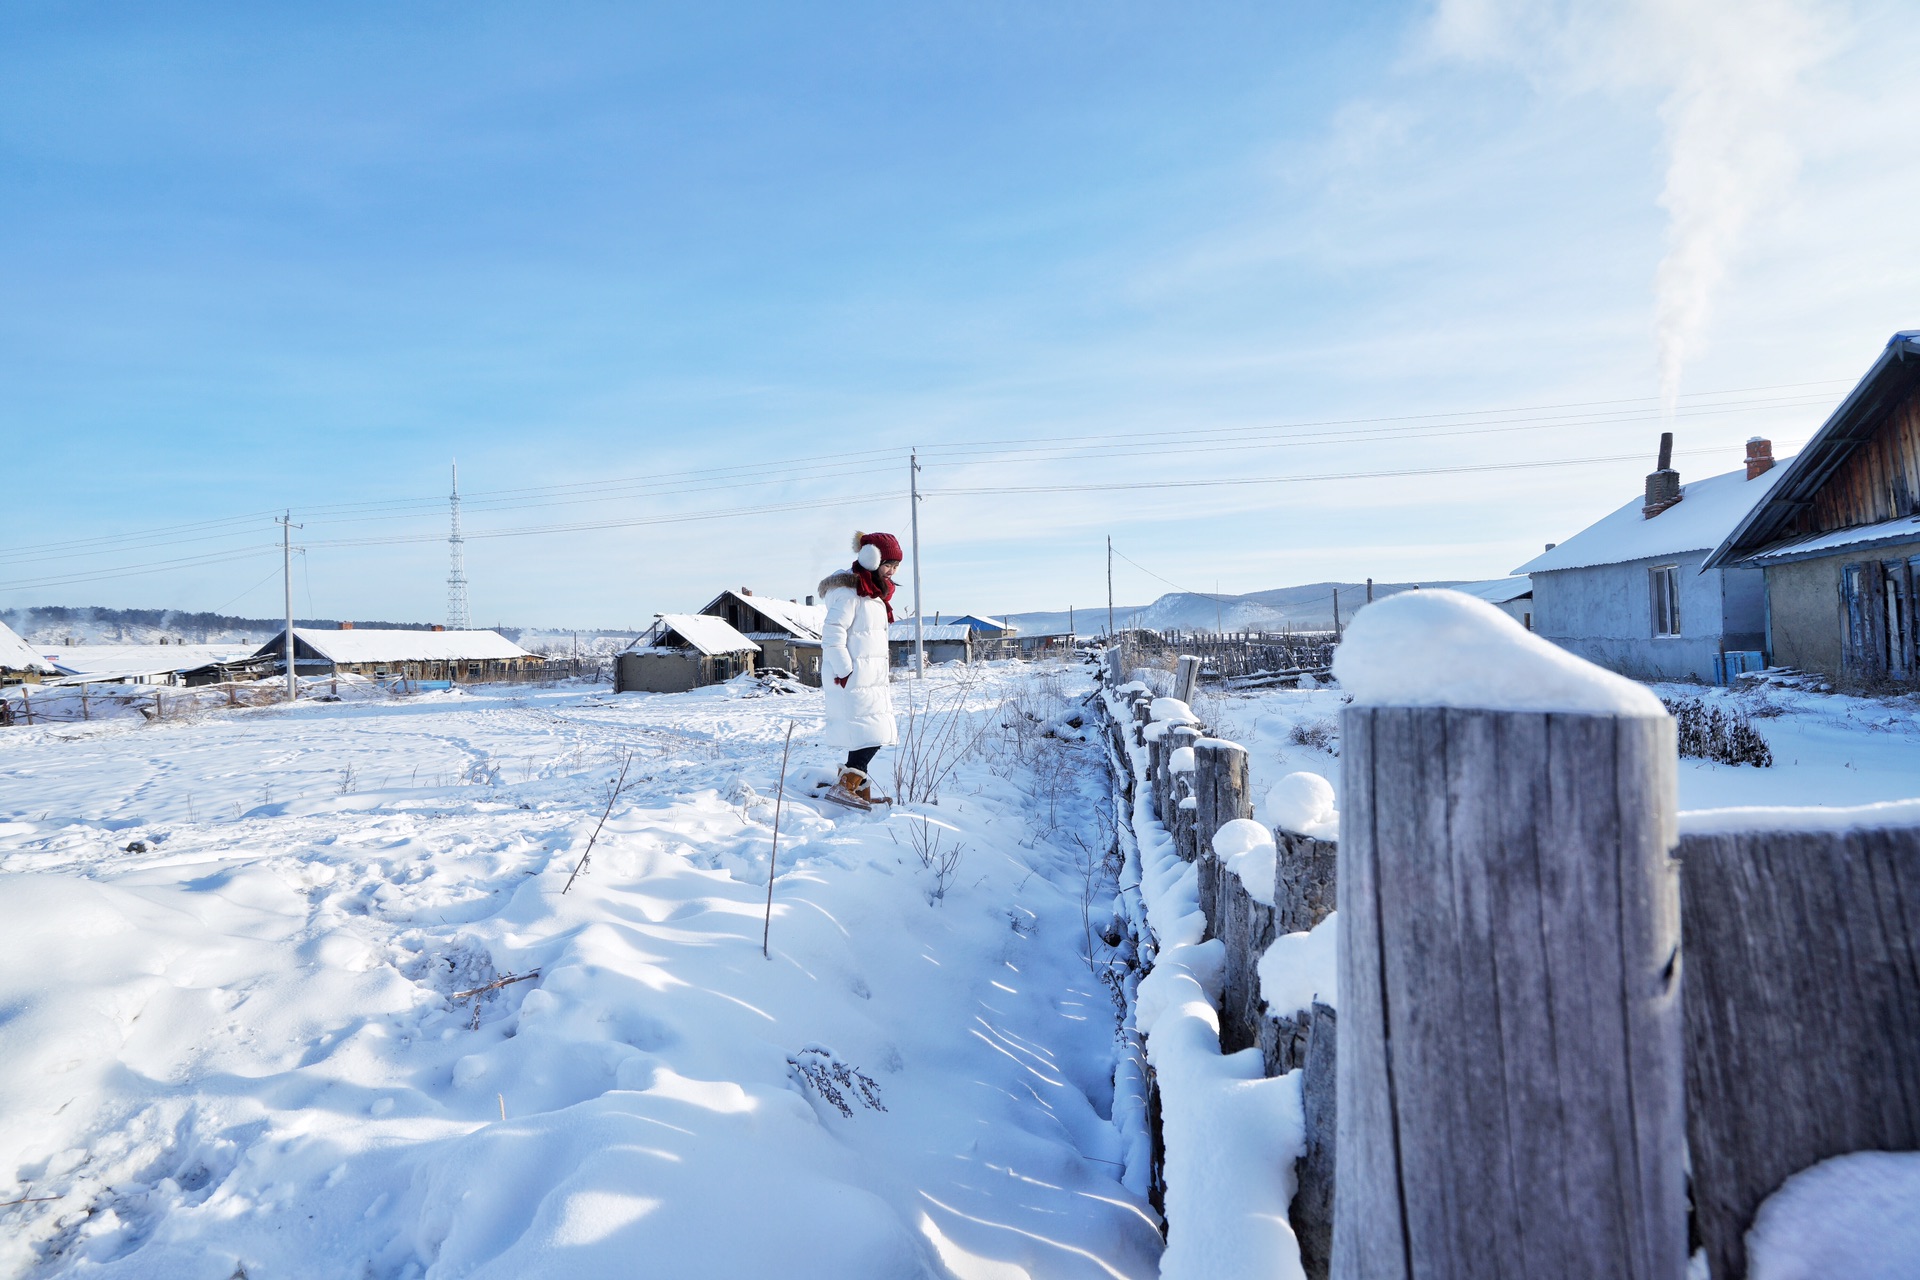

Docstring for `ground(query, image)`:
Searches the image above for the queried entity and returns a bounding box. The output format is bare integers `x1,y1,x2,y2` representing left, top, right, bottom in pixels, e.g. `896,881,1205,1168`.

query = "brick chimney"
432,624,445,632
1745,436,1774,480
741,587,753,596
339,620,354,629
1643,432,1682,518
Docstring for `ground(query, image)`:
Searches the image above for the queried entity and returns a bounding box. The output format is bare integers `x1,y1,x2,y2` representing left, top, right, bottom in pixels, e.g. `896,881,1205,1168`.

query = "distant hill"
1,606,640,656
1004,580,1468,636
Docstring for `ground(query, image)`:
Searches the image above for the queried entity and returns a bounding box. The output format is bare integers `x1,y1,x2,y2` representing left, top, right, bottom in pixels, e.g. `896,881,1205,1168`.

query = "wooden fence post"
1679,819,1920,1280
20,686,31,726
1174,654,1201,704
1334,705,1684,1280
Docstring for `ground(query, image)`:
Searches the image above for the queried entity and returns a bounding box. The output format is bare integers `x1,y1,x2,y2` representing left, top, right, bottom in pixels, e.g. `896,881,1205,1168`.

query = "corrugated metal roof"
0,620,57,673
252,629,533,663
1513,463,1790,575
1747,514,1920,563
644,614,760,656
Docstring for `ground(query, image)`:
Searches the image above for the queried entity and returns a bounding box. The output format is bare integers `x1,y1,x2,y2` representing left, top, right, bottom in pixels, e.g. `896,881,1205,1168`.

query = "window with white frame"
1650,565,1682,637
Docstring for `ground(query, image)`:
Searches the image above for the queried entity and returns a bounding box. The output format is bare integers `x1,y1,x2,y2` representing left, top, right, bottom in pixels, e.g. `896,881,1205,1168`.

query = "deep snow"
0,662,1160,1279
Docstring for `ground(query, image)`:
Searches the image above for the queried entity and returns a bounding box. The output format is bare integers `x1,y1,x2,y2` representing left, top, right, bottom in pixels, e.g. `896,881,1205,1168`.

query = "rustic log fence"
1096,646,1920,1280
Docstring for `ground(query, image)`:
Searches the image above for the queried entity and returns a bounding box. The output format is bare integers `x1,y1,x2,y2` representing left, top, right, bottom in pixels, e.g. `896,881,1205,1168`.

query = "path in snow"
0,663,1160,1279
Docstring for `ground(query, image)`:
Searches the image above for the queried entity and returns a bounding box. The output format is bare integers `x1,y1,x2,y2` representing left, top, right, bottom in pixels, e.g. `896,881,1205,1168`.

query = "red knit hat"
854,531,904,569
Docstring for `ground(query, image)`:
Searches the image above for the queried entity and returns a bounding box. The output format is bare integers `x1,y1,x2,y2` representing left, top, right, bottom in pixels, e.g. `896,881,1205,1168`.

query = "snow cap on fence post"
1332,588,1664,718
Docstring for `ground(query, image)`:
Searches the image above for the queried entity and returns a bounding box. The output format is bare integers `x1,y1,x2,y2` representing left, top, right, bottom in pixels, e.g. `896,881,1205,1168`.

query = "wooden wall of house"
1792,384,1920,536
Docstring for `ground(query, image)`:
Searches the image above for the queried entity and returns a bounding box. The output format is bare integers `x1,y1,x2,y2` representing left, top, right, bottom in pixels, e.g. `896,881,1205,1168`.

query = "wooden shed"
614,615,760,693
887,620,974,667
1706,330,1920,686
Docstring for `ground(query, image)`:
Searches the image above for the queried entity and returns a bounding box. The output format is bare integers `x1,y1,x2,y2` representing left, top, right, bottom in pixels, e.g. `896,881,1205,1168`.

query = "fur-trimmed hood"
818,569,861,598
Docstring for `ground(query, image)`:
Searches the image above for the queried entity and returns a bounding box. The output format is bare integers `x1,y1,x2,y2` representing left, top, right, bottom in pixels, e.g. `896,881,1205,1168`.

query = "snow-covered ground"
0,662,1160,1279
1196,678,1920,823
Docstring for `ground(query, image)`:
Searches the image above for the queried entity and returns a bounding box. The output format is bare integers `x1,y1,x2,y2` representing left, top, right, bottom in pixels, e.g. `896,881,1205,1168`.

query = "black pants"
845,745,880,775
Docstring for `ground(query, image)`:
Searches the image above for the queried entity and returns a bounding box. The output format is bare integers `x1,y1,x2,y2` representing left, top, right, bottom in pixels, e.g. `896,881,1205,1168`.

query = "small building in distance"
1446,577,1535,630
250,625,539,683
695,589,826,686
614,615,759,693
1706,331,1920,687
888,620,974,667
945,614,1014,639
1514,434,1788,683
0,619,56,685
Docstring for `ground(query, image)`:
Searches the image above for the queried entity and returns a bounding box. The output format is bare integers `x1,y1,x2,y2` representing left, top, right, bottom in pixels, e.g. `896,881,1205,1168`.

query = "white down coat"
819,570,897,749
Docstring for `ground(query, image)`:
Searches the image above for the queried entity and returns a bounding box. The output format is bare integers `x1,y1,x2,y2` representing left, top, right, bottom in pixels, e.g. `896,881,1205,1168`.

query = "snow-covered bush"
1662,696,1773,767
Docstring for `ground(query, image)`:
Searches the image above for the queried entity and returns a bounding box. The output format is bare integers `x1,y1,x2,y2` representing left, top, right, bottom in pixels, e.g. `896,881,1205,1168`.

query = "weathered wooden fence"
1098,648,1920,1280
1112,628,1336,686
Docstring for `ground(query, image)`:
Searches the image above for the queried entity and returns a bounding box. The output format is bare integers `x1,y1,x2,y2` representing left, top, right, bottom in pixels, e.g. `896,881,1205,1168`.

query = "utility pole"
1106,537,1114,638
1333,587,1342,641
1367,577,1374,604
910,450,925,679
277,512,303,703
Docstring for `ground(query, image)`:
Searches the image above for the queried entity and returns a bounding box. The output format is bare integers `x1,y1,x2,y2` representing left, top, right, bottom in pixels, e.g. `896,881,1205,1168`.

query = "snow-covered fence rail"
1677,807,1920,1280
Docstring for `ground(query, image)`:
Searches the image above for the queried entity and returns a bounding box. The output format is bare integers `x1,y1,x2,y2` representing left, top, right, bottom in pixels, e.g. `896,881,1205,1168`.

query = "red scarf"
853,563,896,623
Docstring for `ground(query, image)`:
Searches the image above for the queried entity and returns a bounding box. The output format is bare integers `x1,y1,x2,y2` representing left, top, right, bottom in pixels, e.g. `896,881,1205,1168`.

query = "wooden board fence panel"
1679,822,1920,1280
1333,706,1685,1280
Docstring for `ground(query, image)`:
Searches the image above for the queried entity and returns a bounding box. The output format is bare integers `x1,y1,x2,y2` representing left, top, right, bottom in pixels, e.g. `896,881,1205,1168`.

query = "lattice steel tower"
447,460,471,630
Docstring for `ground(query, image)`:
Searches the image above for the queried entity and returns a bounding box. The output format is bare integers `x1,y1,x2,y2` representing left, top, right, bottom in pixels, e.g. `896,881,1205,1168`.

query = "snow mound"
1258,913,1338,1016
1334,589,1664,717
1747,1150,1920,1280
1265,772,1338,840
1151,698,1198,724
1169,746,1196,773
1212,820,1276,907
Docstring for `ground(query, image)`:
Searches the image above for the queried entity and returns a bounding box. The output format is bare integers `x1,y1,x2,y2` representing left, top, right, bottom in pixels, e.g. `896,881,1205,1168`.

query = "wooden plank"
1333,705,1685,1280
1275,832,1338,934
1682,823,1920,1279
1333,707,1411,1280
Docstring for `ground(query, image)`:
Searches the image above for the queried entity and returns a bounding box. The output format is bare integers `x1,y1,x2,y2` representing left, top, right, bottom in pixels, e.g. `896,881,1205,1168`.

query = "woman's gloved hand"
834,675,849,688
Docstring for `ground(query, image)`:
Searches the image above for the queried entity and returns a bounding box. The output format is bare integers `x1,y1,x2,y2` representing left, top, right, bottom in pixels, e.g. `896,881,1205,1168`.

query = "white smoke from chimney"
1428,0,1839,411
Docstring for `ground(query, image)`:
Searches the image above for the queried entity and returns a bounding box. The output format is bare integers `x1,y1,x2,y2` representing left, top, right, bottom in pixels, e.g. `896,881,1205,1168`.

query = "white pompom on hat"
852,531,903,569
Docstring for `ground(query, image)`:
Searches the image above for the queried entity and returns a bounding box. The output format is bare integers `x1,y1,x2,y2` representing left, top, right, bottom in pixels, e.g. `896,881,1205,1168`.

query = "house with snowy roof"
695,588,826,686
1512,434,1789,683
1704,331,1920,687
614,614,759,693
0,619,57,685
249,625,538,683
887,619,975,667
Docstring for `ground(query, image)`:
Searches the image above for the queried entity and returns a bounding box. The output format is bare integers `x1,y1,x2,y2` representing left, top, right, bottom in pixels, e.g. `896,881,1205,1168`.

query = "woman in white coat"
818,531,902,806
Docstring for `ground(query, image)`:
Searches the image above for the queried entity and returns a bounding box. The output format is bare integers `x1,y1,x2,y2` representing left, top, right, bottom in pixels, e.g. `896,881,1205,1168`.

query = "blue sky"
4,1,1917,628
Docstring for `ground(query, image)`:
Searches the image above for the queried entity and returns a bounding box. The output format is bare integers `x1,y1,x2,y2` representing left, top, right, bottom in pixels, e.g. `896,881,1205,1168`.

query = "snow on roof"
644,614,760,656
887,622,975,642
1333,588,1665,716
1512,462,1792,575
946,614,1010,632
1746,513,1920,564
710,592,826,640
41,644,255,679
0,620,56,673
255,629,533,663
1446,577,1533,606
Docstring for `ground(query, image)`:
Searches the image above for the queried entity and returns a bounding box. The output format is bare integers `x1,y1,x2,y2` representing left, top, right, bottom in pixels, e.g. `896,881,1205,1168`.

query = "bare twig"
0,1193,59,1207
763,721,796,959
562,751,631,893
451,970,541,1002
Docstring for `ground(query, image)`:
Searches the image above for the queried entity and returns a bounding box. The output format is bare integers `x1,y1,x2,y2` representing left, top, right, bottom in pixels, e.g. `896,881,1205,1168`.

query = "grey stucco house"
1705,330,1920,687
1513,435,1789,683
